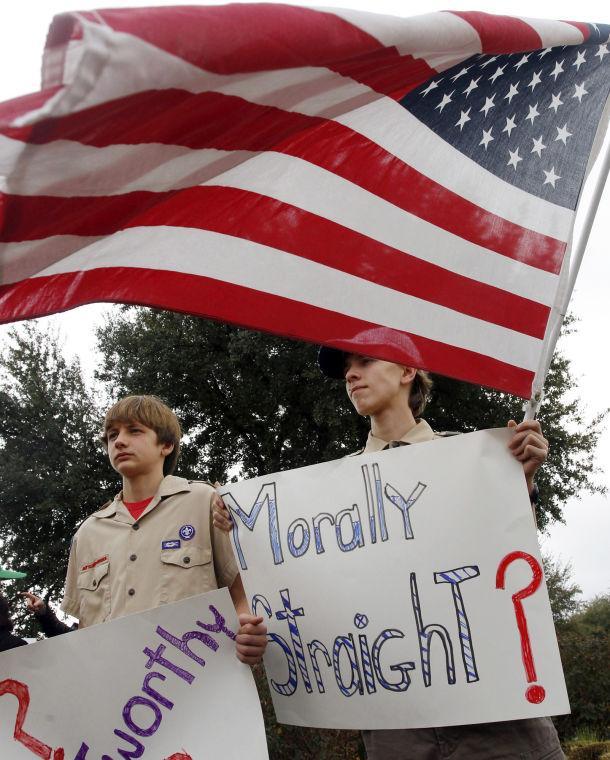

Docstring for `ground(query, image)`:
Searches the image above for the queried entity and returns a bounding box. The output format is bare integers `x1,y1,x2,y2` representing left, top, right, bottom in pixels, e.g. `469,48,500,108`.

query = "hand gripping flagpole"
523,122,610,421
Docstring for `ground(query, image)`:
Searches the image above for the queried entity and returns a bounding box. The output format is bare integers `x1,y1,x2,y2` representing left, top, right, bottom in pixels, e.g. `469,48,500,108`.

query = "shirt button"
129,554,137,562
128,588,135,596
92,580,97,588
132,523,139,531
183,557,191,564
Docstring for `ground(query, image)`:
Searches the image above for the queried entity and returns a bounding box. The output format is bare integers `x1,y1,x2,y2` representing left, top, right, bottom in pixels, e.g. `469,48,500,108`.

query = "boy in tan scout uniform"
214,350,564,758
62,395,266,664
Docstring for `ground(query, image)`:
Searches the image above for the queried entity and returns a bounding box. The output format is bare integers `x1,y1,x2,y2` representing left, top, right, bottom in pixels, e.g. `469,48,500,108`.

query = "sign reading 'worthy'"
221,429,570,729
0,589,268,760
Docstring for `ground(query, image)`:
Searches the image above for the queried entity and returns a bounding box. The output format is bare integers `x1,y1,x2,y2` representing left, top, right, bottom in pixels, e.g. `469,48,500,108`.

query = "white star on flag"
479,55,497,68
479,95,496,116
550,60,565,80
504,83,519,102
514,54,530,70
435,92,453,112
573,82,588,102
548,92,563,112
463,77,480,96
531,136,546,157
455,108,471,130
525,103,540,123
555,124,572,144
421,80,439,96
479,128,494,149
489,65,506,83
573,50,586,70
502,115,517,136
528,71,542,90
450,66,471,81
543,167,561,187
595,43,609,61
507,148,523,169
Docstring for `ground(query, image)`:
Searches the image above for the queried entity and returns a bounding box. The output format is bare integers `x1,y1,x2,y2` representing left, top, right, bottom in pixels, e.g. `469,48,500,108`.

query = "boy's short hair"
409,369,433,418
101,395,182,475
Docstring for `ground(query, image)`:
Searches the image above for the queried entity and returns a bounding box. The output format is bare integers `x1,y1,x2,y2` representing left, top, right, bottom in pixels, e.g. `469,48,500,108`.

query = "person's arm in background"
22,592,77,637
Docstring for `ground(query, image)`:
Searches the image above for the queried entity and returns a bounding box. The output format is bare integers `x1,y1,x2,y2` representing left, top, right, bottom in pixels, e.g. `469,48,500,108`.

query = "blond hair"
409,369,433,418
101,395,181,475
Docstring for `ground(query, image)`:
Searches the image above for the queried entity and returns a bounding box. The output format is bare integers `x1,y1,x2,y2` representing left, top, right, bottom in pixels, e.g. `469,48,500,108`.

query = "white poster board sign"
0,588,268,760
221,429,569,729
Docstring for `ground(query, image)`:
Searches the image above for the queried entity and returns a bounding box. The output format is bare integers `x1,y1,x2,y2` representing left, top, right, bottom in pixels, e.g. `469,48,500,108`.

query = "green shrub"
564,740,610,760
253,664,365,759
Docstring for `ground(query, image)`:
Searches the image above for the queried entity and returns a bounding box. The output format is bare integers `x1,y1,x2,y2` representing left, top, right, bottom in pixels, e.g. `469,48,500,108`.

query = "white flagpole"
523,131,610,421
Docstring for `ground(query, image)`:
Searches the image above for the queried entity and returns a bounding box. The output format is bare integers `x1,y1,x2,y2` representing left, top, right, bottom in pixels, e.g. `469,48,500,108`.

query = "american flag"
1,6,609,398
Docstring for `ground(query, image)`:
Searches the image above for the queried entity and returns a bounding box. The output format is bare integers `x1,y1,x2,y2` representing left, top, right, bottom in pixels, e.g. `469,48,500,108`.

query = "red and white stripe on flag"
0,6,607,397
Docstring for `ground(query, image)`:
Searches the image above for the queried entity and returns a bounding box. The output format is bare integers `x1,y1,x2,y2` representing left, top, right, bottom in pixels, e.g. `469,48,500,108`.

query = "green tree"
572,593,610,633
554,594,610,741
542,554,583,624
0,324,114,631
95,309,369,482
96,307,606,530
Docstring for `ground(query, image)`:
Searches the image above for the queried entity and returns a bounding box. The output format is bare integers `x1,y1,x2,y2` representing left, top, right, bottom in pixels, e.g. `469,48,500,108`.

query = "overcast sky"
1,0,609,599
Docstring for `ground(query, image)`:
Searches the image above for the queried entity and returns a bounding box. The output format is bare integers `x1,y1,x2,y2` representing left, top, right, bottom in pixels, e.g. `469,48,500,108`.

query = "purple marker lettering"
112,729,144,760
122,696,162,738
142,672,174,710
156,625,218,668
143,644,195,684
196,605,237,641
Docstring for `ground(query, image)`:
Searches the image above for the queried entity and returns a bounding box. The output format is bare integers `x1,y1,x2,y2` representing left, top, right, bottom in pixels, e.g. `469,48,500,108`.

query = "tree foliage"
539,556,609,743
95,309,369,481
554,594,610,741
0,325,114,628
543,554,583,624
96,307,606,530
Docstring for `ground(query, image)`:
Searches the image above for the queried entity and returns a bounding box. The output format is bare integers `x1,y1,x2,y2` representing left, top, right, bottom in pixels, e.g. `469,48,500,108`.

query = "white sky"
0,0,609,600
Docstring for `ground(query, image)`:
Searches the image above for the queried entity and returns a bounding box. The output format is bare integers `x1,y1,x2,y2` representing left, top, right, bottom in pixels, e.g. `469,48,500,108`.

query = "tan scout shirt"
61,476,238,628
361,419,437,452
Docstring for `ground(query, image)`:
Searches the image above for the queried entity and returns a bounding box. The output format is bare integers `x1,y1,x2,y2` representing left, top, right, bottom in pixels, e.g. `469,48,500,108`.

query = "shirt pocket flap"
160,545,211,568
77,560,109,591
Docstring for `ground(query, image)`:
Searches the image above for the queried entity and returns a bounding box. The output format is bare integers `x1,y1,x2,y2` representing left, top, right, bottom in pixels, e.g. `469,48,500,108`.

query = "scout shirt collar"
363,419,435,453
93,476,192,522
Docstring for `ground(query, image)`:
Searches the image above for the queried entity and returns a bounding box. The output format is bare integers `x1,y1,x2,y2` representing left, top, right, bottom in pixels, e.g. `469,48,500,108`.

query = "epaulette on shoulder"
187,479,214,487
434,430,461,438
74,500,112,534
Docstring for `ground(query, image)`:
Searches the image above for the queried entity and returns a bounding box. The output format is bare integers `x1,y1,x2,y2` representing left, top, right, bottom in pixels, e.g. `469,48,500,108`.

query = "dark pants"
362,717,564,759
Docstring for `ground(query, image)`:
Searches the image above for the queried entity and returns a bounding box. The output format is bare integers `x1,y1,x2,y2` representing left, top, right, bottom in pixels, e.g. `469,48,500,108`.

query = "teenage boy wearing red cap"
316,347,562,760
215,347,562,760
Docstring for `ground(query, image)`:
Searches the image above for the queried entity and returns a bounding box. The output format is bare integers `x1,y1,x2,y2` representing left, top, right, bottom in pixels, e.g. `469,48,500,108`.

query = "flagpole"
523,132,610,421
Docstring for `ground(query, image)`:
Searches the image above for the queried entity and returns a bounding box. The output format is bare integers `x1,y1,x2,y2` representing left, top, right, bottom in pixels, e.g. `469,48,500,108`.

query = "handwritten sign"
0,589,268,759
221,429,570,729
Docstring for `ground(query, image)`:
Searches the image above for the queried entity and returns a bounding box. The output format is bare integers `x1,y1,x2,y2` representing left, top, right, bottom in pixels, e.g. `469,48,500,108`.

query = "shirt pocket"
76,560,111,626
159,545,216,603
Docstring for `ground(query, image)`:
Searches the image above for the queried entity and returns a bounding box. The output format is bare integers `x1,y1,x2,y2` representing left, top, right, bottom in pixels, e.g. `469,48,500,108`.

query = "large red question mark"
496,551,546,704
0,679,64,759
